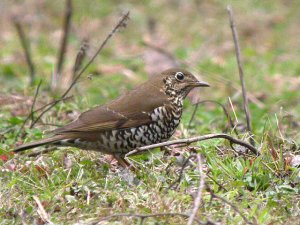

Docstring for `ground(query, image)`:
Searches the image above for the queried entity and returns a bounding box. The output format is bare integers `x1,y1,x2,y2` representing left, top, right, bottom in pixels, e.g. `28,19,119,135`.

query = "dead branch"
167,155,195,190
69,11,129,92
53,0,73,89
13,18,36,85
89,212,205,225
14,80,42,140
188,100,238,135
34,96,73,114
206,173,228,192
30,80,42,124
167,153,228,193
30,11,130,128
187,154,206,225
29,96,73,129
206,185,253,224
15,96,72,140
126,133,260,157
227,6,255,146
73,38,89,78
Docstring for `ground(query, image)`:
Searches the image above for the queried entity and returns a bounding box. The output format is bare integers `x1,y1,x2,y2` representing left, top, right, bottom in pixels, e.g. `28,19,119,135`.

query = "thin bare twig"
168,155,195,190
34,96,73,114
67,11,129,97
73,38,89,78
15,96,72,140
206,173,228,192
13,18,36,85
53,0,73,89
227,6,255,146
188,100,238,135
14,80,42,140
167,153,228,193
90,212,204,225
29,96,74,129
126,133,259,157
30,80,42,124
31,12,130,128
32,196,53,224
187,154,206,225
206,185,253,224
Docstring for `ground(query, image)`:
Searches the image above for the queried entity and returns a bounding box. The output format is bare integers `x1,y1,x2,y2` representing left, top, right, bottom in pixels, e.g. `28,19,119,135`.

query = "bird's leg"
113,154,136,171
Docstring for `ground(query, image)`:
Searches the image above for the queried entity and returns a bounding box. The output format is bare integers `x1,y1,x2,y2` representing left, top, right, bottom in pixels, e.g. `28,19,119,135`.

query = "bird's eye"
175,72,184,81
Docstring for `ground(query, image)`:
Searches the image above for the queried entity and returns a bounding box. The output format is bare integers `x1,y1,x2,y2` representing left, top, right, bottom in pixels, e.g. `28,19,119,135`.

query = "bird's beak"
193,80,210,87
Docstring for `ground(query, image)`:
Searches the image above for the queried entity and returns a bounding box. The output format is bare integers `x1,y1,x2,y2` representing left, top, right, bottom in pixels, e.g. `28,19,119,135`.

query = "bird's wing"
53,81,169,134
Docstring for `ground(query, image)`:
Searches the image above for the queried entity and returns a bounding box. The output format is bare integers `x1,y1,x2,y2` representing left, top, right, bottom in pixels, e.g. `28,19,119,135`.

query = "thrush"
13,68,209,166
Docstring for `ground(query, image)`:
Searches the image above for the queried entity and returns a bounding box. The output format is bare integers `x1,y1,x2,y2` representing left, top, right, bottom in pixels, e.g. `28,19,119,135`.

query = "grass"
0,0,300,224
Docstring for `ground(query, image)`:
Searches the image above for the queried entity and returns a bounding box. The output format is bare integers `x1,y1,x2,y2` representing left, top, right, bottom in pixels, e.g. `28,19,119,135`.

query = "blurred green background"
0,1,299,224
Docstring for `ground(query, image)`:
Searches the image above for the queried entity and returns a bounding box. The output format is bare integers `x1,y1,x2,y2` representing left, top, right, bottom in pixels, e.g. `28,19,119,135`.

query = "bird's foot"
109,154,136,172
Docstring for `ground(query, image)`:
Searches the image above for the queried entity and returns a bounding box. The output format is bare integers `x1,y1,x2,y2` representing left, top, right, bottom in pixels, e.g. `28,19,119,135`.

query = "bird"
13,68,209,167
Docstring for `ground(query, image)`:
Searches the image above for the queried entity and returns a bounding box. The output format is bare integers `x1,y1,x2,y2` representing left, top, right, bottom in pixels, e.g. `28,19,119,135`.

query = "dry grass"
0,0,299,224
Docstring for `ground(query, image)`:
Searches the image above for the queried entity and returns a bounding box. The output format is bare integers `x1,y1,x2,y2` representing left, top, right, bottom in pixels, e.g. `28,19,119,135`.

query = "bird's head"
161,68,209,98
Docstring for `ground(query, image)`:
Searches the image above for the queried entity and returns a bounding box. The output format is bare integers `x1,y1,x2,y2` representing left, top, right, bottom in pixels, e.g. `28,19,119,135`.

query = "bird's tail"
13,136,63,153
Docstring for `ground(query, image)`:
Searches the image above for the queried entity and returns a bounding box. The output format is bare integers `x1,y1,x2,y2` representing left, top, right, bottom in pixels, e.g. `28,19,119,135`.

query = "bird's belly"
63,119,180,154
98,119,180,154
62,107,182,154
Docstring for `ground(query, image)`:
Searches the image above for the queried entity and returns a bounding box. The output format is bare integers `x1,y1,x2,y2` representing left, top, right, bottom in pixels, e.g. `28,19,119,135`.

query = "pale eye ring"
175,72,184,81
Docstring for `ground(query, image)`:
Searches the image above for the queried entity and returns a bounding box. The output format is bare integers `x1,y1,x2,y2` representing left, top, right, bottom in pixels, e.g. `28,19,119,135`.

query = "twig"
206,185,253,224
227,6,255,146
167,154,228,193
53,0,73,89
14,80,42,140
73,39,89,78
32,195,53,224
66,11,129,97
188,100,238,135
34,96,73,114
168,155,195,190
90,212,204,225
235,90,265,109
13,18,36,85
187,154,206,225
126,133,259,157
29,80,42,124
15,96,72,140
31,11,130,127
206,173,228,192
29,96,73,129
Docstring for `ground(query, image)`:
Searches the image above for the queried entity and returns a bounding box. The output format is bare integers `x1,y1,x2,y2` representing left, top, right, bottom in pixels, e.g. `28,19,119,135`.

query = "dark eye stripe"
175,72,184,81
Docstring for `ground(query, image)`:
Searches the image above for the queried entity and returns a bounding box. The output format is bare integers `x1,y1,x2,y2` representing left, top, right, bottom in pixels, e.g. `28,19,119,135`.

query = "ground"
0,0,299,224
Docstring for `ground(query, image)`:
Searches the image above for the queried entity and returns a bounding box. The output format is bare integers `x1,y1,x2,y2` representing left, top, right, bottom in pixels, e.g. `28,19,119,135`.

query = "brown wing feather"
53,77,169,134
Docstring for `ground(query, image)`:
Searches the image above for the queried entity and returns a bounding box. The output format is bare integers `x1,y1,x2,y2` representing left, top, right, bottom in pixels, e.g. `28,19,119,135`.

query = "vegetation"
0,0,299,224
